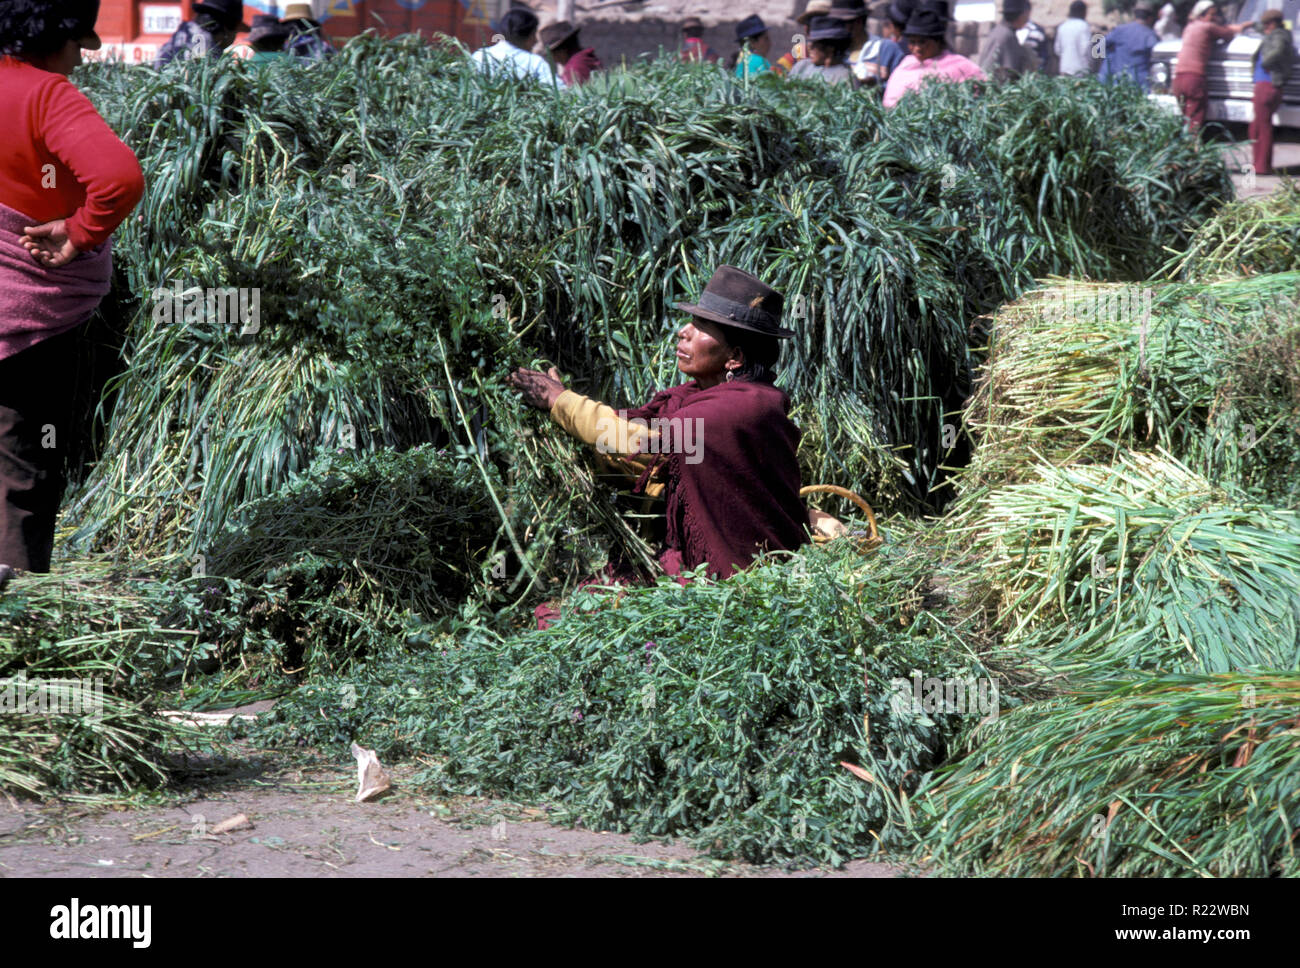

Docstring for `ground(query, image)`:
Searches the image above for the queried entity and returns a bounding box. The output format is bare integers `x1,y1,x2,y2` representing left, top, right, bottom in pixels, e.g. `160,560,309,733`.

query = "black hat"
887,0,915,25
499,7,540,38
809,15,851,39
194,0,251,31
828,0,868,19
903,0,949,37
1001,0,1030,16
68,0,102,49
248,14,289,45
676,266,794,340
735,14,767,40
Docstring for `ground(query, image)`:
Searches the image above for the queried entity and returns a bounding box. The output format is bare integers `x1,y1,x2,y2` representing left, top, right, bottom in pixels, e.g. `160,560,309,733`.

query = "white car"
1149,0,1300,128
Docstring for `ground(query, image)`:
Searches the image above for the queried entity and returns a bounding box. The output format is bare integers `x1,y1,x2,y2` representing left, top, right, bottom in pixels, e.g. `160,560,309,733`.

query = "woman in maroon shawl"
509,265,809,588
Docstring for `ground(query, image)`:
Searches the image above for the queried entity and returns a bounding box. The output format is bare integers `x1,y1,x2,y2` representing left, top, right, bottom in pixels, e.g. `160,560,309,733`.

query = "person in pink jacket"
883,0,986,107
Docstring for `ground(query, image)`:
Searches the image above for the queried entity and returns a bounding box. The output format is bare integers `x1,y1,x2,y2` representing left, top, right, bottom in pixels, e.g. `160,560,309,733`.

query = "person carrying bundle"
883,0,985,107
0,0,144,585
508,265,813,593
155,0,249,67
788,16,860,85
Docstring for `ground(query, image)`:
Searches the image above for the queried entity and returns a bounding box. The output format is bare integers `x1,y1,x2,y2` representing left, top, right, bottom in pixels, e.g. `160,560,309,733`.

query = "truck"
87,0,512,64
1149,0,1300,128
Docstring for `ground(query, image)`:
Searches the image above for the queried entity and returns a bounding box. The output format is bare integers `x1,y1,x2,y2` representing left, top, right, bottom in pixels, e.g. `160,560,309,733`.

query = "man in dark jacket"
540,20,602,85
155,0,248,66
1250,9,1295,175
978,0,1039,80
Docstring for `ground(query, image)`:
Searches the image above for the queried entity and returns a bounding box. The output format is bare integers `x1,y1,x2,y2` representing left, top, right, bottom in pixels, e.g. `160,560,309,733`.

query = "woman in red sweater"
0,0,144,583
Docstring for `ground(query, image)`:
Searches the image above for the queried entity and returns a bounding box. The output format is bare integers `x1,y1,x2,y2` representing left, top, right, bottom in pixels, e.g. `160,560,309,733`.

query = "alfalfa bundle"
246,529,995,866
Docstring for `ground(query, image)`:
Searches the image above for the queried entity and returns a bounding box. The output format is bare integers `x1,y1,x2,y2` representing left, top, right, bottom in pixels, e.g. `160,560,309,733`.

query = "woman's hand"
21,220,79,268
508,366,566,411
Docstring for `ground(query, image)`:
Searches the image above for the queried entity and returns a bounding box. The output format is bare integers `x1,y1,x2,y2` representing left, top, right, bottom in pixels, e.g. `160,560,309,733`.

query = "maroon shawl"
0,201,112,362
626,379,807,579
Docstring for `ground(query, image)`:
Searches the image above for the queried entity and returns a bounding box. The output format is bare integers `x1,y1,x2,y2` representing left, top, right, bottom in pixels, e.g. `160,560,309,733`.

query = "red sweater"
0,58,144,251
1174,21,1236,76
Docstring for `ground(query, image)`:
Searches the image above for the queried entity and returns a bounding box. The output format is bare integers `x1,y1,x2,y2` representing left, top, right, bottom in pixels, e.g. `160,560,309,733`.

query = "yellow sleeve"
549,389,665,495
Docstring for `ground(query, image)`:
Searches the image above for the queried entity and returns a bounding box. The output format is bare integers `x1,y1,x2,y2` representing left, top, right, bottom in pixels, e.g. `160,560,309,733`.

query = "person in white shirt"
1154,2,1181,41
471,8,565,88
1054,0,1093,76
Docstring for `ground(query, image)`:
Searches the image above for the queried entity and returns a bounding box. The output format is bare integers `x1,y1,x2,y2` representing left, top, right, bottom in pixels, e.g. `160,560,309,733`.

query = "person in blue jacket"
1098,1,1160,91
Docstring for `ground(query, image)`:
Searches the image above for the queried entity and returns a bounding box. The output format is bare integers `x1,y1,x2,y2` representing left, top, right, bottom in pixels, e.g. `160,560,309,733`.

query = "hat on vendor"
675,266,795,339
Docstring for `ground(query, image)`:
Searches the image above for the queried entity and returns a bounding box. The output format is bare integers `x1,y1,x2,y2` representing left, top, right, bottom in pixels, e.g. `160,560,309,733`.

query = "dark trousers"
1172,72,1208,132
0,326,82,572
1250,81,1283,175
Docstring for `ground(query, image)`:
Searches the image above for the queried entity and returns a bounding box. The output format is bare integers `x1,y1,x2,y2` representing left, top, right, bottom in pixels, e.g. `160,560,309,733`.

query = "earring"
725,369,735,382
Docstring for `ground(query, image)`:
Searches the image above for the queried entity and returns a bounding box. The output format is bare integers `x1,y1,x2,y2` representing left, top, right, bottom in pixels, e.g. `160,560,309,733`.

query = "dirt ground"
0,745,910,879
1226,137,1300,198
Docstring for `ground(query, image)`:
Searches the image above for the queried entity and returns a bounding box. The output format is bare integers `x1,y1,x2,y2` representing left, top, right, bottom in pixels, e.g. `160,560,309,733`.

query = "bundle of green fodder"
958,272,1300,504
881,74,1232,281
913,672,1300,877
955,451,1300,676
1166,182,1300,281
0,562,199,797
905,451,1300,875
246,529,1001,866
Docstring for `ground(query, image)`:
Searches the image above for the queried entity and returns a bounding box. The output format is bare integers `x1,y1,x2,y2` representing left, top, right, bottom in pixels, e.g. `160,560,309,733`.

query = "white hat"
1191,0,1217,17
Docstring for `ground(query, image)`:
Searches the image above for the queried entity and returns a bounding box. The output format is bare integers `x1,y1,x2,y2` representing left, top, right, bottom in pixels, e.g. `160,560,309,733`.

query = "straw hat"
796,0,833,26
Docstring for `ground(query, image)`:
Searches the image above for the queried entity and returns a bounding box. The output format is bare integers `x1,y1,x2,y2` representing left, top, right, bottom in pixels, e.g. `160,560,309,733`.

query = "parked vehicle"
1149,0,1300,128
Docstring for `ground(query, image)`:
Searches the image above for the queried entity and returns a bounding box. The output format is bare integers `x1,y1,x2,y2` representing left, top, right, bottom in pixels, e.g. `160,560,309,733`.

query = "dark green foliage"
62,41,1233,586
207,446,501,620
248,534,996,865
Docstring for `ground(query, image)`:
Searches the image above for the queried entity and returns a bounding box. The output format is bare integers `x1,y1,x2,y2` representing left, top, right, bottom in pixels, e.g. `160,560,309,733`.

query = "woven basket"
801,484,883,553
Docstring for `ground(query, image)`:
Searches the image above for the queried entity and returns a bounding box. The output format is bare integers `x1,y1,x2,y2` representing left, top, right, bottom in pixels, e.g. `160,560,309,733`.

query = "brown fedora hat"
796,0,833,26
675,265,794,339
539,19,580,49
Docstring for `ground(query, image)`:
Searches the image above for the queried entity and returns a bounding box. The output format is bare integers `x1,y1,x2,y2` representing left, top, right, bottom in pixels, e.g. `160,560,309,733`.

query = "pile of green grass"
61,39,1232,589
0,562,198,797
959,272,1300,505
245,530,1001,866
914,672,1300,877
902,270,1300,876
1166,182,1300,280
